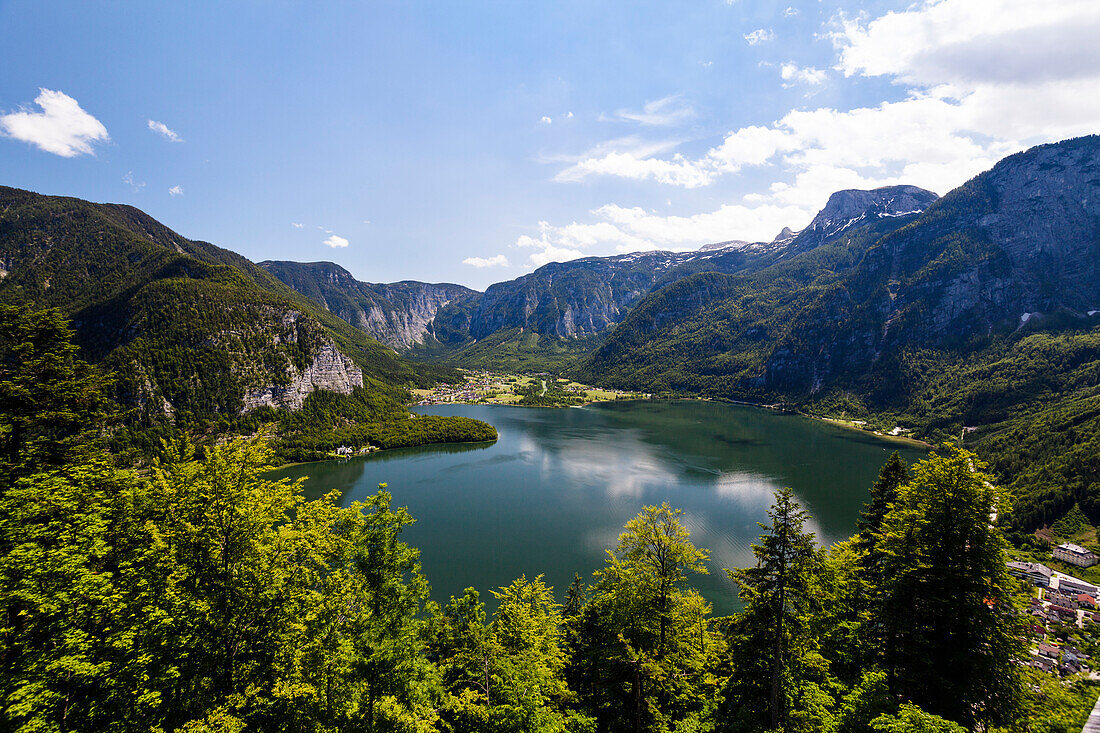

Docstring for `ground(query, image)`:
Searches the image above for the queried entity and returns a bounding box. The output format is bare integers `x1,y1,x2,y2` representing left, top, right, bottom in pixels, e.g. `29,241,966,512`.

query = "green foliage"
239,387,498,464
869,704,966,733
512,378,584,407
0,435,437,732
1051,503,1090,539
0,304,111,485
868,445,1025,728
569,503,719,733
414,327,604,374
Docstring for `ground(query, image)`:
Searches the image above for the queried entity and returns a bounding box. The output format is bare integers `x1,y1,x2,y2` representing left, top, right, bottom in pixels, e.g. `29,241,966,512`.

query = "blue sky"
2,0,1098,289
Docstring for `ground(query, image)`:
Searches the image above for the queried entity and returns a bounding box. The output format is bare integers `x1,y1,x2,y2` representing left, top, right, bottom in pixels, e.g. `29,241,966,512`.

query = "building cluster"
415,373,514,405
1008,560,1100,676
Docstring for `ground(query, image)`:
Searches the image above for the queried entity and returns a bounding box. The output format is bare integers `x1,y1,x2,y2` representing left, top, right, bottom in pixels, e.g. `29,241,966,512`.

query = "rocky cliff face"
871,137,1100,345
242,343,363,412
761,139,1100,392
435,247,768,343
261,260,476,349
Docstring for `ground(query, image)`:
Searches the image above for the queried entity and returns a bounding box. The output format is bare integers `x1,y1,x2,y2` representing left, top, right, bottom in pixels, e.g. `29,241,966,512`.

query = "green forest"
2,296,1096,732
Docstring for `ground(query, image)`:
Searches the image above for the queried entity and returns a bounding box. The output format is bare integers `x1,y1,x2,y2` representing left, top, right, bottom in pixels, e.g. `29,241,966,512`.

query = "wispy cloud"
513,203,807,267
291,222,303,228
540,116,553,125
463,254,509,268
147,119,183,142
552,135,697,186
123,171,145,193
323,234,349,248
744,28,776,45
168,185,184,196
0,89,109,157
780,63,827,86
608,95,695,127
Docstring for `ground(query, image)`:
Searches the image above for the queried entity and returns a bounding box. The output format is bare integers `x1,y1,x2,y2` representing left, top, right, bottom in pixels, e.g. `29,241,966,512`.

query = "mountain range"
261,136,1100,533
2,135,1098,529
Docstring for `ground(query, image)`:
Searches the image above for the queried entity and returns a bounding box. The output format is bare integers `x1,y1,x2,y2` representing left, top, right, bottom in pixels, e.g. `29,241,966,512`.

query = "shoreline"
268,436,499,472
273,394,931,473
812,415,933,449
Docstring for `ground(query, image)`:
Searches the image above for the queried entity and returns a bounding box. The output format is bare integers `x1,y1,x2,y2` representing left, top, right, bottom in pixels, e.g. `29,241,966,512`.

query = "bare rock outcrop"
242,343,363,412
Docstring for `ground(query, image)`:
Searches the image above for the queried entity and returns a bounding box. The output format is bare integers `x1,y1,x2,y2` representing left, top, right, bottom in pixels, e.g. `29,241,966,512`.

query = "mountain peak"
805,185,938,241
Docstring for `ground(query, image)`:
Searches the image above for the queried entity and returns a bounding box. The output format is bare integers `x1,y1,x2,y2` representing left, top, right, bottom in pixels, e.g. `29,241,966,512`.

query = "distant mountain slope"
428,186,937,350
259,187,939,372
582,138,1100,396
0,187,431,420
260,260,476,349
577,135,1100,531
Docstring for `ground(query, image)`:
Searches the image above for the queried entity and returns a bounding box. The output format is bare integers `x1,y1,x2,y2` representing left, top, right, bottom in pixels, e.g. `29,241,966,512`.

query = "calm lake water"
274,401,926,614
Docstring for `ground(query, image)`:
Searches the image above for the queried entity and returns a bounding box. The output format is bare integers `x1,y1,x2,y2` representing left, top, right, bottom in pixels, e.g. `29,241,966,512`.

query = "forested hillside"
0,189,494,459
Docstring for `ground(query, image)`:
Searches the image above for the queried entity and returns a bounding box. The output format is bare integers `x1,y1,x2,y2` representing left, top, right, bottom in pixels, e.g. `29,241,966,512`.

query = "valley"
5,4,1099,731
261,136,1100,541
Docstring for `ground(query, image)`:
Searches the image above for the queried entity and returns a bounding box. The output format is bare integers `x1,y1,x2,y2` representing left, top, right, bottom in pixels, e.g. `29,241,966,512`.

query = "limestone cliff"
242,343,363,412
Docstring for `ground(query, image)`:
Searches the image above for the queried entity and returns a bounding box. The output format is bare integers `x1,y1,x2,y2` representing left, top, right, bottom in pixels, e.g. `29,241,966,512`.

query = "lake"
274,400,926,614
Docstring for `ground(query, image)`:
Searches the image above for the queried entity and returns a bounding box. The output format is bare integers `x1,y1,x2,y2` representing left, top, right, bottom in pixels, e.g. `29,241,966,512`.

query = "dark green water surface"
274,401,925,614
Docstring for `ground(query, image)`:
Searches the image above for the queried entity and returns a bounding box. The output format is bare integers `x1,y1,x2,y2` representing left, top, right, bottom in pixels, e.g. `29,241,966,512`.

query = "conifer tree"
722,488,823,732
0,304,110,488
868,445,1024,728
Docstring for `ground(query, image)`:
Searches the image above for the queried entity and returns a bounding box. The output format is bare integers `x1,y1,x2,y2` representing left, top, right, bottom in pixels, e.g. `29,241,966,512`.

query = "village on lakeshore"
1009,543,1100,679
410,370,650,407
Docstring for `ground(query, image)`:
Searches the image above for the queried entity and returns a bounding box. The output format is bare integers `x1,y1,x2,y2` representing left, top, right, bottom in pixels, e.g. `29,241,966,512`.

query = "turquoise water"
274,401,925,614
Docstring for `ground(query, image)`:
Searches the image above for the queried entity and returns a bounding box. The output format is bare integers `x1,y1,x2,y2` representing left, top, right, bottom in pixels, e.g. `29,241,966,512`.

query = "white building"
1054,543,1099,568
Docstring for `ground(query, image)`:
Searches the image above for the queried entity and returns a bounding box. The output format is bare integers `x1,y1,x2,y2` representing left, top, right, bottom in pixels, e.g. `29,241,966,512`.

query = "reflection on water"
274,400,925,614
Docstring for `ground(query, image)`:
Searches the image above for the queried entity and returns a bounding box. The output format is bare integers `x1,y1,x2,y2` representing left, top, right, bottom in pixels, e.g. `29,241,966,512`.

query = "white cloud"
784,6,799,17
832,0,1100,88
0,89,109,157
168,185,184,196
780,63,828,86
550,0,1100,204
147,119,183,142
123,171,145,193
323,234,349,248
540,116,553,125
513,202,810,267
463,254,510,268
291,222,303,228
531,0,1100,267
744,28,776,45
564,111,574,119
609,95,695,127
557,151,715,188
